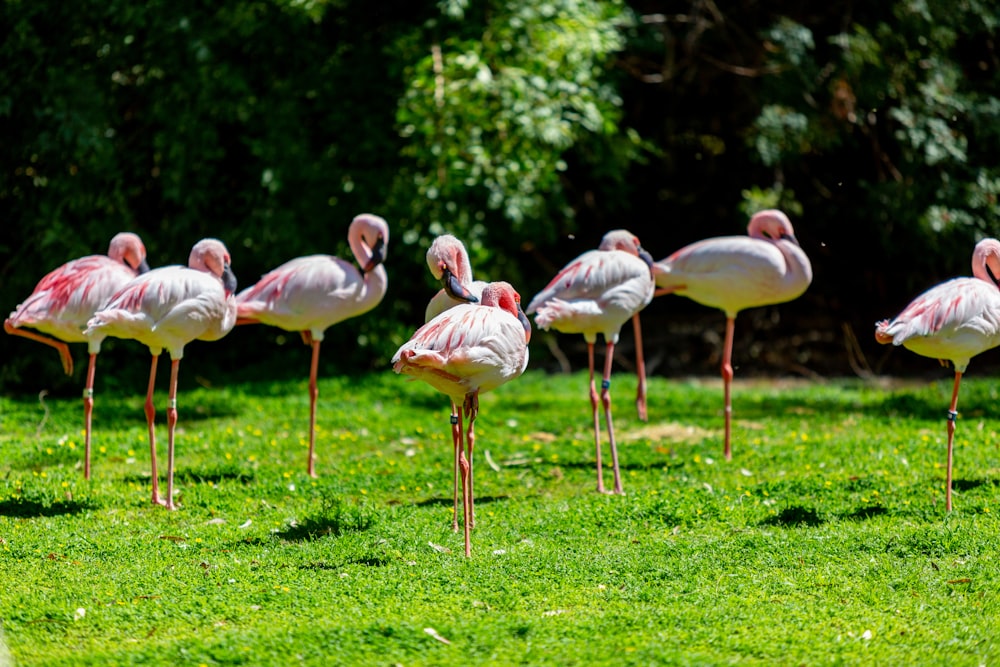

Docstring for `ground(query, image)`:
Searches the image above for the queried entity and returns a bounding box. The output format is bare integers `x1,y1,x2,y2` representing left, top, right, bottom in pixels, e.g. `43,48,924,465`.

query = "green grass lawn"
1,368,998,665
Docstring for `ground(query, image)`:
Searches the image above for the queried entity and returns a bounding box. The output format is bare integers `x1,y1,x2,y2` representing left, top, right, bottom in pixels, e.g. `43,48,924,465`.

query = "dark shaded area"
0,495,95,518
841,505,888,521
760,506,824,527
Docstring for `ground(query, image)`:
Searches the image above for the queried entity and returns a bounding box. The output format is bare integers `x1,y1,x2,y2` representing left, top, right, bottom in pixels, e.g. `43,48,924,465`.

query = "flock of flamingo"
6,211,996,555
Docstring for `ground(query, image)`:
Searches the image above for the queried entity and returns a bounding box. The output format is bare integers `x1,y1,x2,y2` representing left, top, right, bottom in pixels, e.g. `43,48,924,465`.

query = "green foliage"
2,373,1000,664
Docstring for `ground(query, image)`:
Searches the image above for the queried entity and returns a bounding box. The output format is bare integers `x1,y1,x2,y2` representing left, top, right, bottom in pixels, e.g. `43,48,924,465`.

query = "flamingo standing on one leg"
85,239,237,509
393,281,531,557
236,214,389,477
5,232,150,479
875,238,1000,512
526,230,655,495
424,234,486,531
653,209,813,461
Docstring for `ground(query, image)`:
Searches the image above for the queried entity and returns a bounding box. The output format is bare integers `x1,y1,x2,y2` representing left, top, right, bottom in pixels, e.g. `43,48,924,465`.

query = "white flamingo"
5,232,150,478
424,234,487,531
526,230,655,495
85,239,237,509
876,237,1000,511
236,214,389,477
393,281,531,557
653,209,812,460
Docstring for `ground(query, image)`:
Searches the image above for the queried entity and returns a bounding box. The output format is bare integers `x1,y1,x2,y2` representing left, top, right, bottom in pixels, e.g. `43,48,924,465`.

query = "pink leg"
632,313,648,422
456,402,471,557
164,359,180,511
83,353,97,480
4,320,74,375
307,339,321,478
721,317,736,461
145,355,166,506
587,342,605,494
450,400,460,532
945,372,962,512
465,392,479,529
602,342,624,495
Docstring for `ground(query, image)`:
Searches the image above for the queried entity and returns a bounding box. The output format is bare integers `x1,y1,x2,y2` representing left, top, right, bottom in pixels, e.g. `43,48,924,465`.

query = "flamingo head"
108,232,150,274
971,238,1000,288
427,235,478,303
599,229,654,272
190,238,238,296
748,209,799,246
482,281,532,343
350,214,390,273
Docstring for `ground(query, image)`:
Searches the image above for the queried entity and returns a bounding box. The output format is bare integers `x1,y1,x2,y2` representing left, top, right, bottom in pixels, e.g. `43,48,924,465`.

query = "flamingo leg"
4,320,74,375
632,313,648,422
450,401,460,532
306,338,321,478
145,354,166,507
945,372,962,512
83,353,97,480
721,316,737,461
465,392,479,530
164,359,181,511
602,341,624,495
587,342,605,494
456,400,471,557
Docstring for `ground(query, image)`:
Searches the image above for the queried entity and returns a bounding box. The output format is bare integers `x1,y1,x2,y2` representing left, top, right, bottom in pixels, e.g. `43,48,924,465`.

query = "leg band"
947,410,958,422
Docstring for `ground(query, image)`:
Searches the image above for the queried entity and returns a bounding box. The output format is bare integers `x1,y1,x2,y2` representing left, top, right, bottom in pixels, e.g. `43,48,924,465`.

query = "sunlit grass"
1,370,999,665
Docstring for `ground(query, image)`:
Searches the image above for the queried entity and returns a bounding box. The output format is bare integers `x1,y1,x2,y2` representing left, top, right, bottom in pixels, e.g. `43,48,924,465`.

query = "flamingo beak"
780,232,800,246
222,264,238,296
638,247,654,275
442,267,478,303
363,236,386,273
135,258,151,274
517,305,532,343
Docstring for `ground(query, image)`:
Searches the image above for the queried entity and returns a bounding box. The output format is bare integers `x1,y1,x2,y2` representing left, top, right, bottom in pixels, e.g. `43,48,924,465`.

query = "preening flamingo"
875,237,1000,512
5,232,150,479
236,213,389,477
393,281,531,557
526,230,654,495
85,239,237,509
653,209,812,460
424,234,486,531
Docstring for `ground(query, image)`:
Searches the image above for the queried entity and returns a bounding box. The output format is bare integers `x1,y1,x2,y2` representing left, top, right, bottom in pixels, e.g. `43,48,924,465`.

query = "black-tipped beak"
363,236,386,273
442,267,478,303
517,305,532,342
222,264,238,296
638,247,654,275
780,232,800,246
136,258,151,274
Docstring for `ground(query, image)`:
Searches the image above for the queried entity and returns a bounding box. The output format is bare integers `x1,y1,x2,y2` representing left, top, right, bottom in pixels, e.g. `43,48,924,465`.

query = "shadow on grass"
120,466,254,486
841,505,889,521
276,498,377,543
759,506,824,527
300,555,391,569
411,493,509,508
952,478,998,492
0,495,94,518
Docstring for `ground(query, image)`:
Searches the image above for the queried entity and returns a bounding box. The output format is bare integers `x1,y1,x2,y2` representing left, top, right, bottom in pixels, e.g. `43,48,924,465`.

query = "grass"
1,367,999,665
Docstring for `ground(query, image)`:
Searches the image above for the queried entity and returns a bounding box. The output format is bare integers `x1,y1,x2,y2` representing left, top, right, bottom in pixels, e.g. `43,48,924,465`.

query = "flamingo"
424,234,486,531
875,237,1000,512
653,209,813,460
393,281,531,557
85,239,237,509
526,230,655,495
236,213,389,477
5,232,150,479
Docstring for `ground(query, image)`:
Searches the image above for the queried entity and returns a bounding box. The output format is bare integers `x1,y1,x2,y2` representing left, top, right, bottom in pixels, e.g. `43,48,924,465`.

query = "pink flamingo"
526,230,655,495
85,239,237,509
236,214,389,477
653,209,812,460
876,238,1000,512
5,232,150,479
424,234,486,531
393,281,531,557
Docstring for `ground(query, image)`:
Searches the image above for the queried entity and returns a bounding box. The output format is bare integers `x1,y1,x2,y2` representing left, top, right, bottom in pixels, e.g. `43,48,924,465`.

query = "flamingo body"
653,209,812,460
86,238,237,509
235,214,390,477
527,230,654,495
875,238,1000,512
5,232,149,479
394,281,530,557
